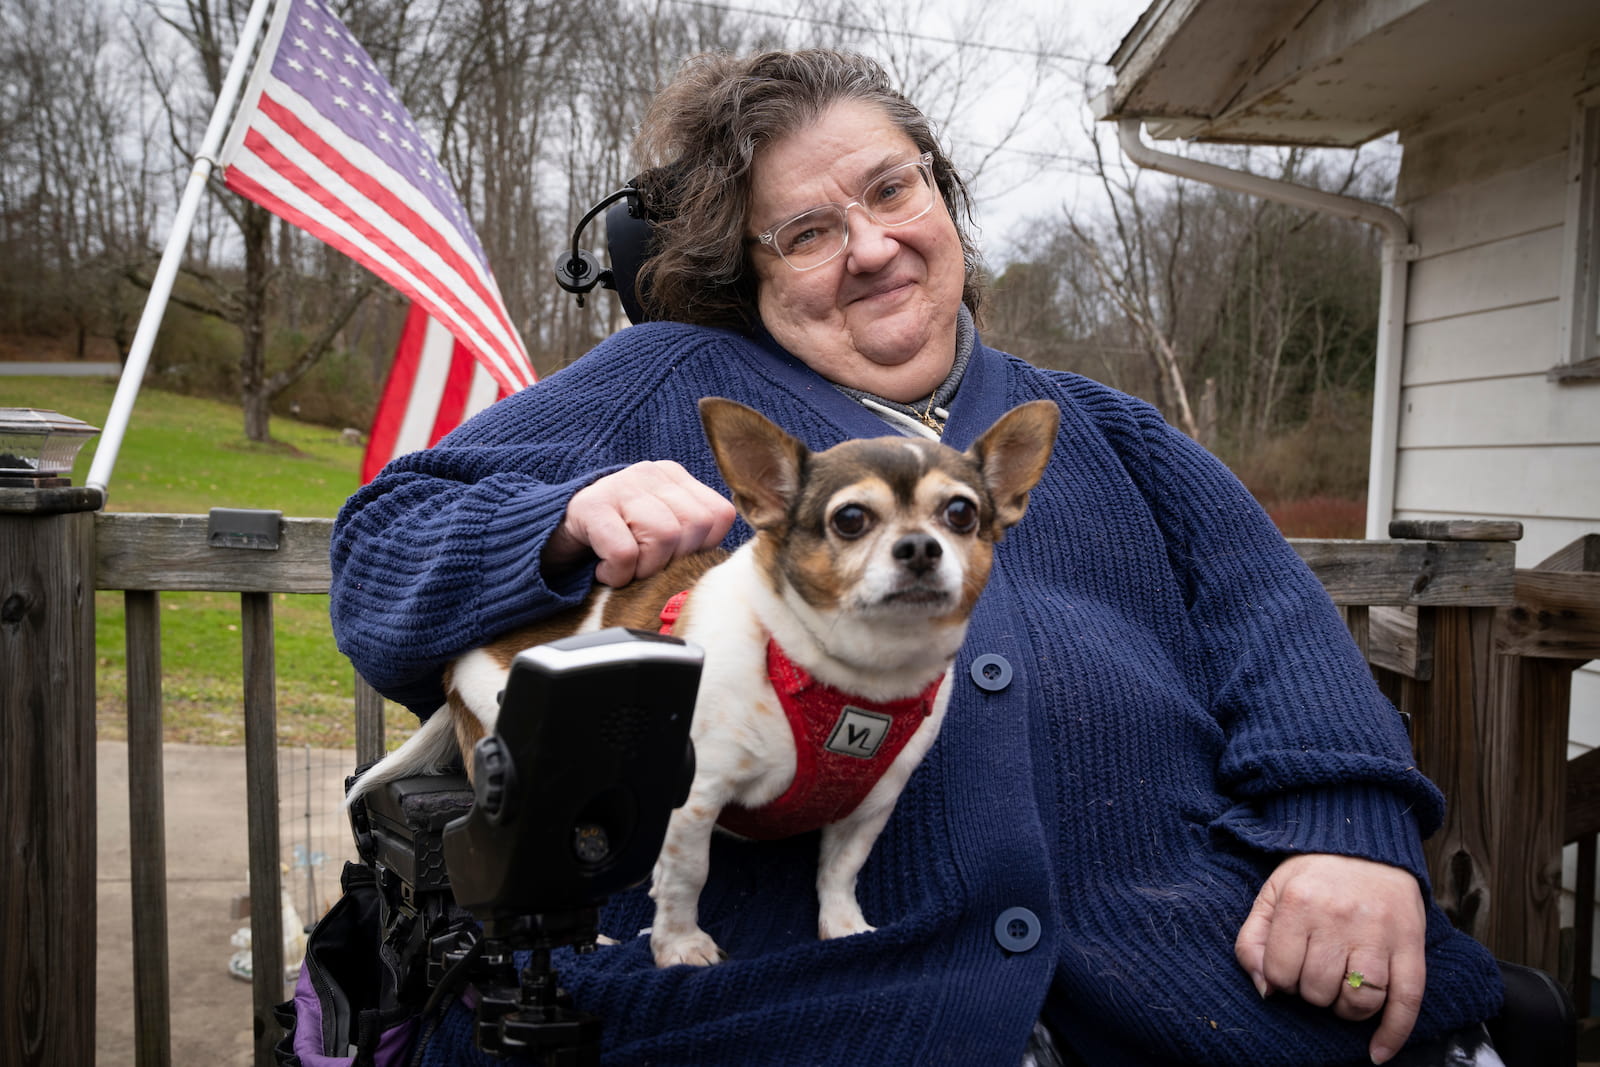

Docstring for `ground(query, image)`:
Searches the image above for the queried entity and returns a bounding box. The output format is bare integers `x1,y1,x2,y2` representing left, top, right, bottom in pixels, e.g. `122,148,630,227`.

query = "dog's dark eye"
944,497,978,533
830,505,871,539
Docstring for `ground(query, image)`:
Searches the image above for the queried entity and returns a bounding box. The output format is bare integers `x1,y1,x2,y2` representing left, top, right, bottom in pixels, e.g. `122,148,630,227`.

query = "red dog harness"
659,591,942,839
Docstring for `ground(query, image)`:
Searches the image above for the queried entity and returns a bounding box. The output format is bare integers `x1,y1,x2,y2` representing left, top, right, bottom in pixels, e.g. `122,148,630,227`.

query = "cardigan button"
994,907,1041,953
970,653,1013,692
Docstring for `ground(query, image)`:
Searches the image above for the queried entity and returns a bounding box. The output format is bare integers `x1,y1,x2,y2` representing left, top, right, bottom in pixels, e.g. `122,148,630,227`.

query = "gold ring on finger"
1345,970,1384,993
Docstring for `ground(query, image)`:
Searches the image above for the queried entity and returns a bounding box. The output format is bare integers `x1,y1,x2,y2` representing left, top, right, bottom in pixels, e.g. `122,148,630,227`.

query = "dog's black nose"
892,533,943,574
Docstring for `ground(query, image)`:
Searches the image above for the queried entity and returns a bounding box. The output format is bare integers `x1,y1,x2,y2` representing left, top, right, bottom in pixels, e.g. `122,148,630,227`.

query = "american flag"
361,302,509,482
217,0,537,399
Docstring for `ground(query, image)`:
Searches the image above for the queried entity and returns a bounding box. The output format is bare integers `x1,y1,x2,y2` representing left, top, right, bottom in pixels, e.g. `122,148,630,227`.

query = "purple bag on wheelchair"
274,862,420,1067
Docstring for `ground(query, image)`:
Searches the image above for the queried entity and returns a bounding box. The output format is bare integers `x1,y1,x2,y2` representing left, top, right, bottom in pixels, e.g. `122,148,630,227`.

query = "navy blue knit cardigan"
328,322,1503,1065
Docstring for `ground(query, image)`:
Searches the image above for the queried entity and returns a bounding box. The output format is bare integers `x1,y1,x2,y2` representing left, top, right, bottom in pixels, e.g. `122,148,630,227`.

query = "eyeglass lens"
771,158,934,268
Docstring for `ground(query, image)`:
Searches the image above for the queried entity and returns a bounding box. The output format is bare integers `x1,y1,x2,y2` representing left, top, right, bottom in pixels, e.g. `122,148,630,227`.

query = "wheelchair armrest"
1488,959,1576,1067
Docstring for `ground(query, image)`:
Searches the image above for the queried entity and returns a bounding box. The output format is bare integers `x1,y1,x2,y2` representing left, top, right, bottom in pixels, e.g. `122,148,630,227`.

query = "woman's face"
747,99,966,402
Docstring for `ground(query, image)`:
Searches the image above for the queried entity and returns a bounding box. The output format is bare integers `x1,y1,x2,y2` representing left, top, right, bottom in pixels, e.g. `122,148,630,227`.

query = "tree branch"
263,275,382,397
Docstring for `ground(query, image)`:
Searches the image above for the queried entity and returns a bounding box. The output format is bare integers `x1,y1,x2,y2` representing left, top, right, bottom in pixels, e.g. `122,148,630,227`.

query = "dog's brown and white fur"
346,397,1057,967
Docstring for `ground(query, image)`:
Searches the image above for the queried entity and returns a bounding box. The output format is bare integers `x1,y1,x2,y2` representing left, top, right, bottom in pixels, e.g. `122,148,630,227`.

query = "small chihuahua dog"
347,396,1057,967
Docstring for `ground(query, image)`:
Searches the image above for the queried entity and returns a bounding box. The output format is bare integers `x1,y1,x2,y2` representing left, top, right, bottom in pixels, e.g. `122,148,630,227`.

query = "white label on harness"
825,706,892,759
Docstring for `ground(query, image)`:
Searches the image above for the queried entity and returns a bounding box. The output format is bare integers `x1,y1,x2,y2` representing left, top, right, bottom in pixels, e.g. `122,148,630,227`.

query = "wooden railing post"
1,482,102,1066
1486,535,1600,979
1506,534,1600,1001
1385,519,1577,978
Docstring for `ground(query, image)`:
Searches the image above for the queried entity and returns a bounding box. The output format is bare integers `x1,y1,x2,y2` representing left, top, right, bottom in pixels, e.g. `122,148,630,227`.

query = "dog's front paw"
651,928,726,967
818,904,875,940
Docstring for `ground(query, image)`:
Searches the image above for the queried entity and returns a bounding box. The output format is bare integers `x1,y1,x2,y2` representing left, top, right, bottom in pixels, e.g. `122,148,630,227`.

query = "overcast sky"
953,0,1137,250
681,0,1146,261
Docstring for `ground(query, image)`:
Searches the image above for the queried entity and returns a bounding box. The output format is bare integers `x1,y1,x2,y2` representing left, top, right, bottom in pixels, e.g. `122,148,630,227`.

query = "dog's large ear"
967,400,1059,533
698,398,809,529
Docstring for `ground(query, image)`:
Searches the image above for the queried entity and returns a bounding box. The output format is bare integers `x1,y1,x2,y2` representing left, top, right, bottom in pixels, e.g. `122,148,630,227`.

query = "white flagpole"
86,0,279,497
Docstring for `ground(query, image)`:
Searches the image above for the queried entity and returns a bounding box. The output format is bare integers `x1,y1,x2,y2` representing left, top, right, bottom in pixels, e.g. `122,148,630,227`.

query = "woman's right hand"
543,461,736,587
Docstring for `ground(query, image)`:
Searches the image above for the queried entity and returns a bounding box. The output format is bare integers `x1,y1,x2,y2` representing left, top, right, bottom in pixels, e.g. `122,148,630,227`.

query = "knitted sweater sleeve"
328,439,616,713
327,324,740,715
1111,392,1443,885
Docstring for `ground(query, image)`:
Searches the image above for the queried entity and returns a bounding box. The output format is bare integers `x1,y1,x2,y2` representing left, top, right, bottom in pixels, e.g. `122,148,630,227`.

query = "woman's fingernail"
1370,1046,1392,1064
1251,972,1269,998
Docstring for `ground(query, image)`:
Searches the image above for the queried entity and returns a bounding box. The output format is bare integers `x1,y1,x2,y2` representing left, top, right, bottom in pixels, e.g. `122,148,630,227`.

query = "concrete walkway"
2,361,120,376
96,741,355,1066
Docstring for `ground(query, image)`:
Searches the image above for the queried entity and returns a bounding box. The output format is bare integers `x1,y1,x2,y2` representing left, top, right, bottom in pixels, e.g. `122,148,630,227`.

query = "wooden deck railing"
1338,522,1600,987
93,511,388,1067
2,495,1597,1067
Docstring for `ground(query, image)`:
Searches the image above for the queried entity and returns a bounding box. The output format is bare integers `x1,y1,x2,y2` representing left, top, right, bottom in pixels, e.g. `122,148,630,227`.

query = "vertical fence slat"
1409,605,1498,944
240,591,283,1066
125,589,171,1067
1343,604,1371,659
1486,653,1570,973
1577,834,1596,1015
354,672,384,770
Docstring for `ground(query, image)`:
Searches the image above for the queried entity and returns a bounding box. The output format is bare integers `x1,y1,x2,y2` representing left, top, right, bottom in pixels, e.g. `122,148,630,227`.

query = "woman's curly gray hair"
632,49,984,331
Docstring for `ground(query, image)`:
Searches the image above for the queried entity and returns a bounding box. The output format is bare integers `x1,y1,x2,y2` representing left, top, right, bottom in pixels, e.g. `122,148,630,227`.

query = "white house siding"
1391,46,1600,974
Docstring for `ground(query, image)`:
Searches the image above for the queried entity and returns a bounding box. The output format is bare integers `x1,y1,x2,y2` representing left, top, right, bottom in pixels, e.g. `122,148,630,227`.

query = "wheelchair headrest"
554,162,680,325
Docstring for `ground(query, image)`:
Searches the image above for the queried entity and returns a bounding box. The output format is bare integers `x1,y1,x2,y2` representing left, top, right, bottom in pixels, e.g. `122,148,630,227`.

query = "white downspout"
1114,118,1419,539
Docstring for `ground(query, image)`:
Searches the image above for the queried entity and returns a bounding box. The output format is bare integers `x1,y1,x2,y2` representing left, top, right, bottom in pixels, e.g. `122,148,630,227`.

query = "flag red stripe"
360,306,513,483
223,157,526,394
228,130,522,391
361,304,431,482
252,94,524,372
225,166,524,399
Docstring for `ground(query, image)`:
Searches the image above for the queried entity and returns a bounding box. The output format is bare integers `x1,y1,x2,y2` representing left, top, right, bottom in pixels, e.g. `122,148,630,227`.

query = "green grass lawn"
3,375,414,748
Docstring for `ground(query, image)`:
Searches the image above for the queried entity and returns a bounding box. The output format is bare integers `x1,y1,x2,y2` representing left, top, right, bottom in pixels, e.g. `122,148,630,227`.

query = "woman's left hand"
1234,852,1426,1065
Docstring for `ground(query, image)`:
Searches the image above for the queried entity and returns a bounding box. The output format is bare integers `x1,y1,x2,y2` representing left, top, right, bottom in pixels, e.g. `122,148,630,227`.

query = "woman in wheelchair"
326,47,1573,1067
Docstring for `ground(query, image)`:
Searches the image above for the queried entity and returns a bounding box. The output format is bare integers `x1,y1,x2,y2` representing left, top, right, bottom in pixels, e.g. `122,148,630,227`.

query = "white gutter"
1113,117,1418,540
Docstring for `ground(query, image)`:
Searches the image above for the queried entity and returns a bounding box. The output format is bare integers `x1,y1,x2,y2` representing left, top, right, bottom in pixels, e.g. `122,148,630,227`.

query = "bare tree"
986,112,1391,463
1201,149,1383,452
4,0,1114,437
127,0,386,441
1050,120,1214,439
0,0,155,358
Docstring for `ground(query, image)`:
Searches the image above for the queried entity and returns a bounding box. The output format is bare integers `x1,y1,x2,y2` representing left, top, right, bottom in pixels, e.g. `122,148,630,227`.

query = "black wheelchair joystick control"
437,627,703,1064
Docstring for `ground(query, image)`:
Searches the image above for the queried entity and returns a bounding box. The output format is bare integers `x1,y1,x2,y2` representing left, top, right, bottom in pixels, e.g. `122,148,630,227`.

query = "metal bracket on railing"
207,507,282,551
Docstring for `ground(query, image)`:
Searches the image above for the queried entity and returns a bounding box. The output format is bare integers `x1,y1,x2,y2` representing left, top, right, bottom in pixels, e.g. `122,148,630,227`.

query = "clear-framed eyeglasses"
755,152,938,271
